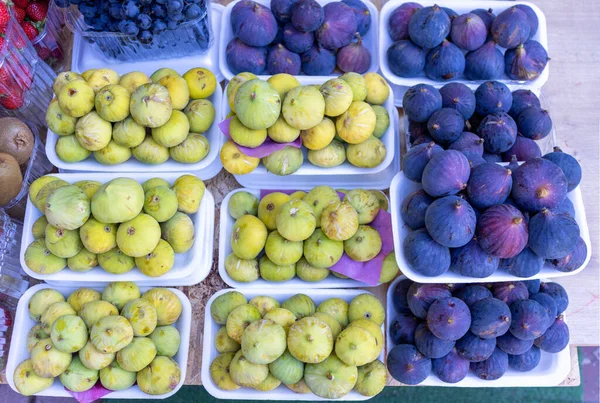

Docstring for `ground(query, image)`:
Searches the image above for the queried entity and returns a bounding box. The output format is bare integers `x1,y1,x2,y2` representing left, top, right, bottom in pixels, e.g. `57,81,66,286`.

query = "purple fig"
528,208,580,259
464,41,505,80
403,141,444,183
554,197,575,218
491,7,530,49
467,163,512,209
267,44,301,75
231,0,278,47
509,89,541,118
226,38,267,74
475,81,513,115
408,5,451,49
501,135,542,162
408,120,428,142
422,150,471,197
542,147,582,191
517,106,552,140
387,40,426,78
515,4,539,38
477,112,517,154
342,0,371,36
442,7,458,21
271,0,299,23
483,152,502,163
427,108,465,144
315,2,357,50
291,0,324,33
412,134,434,146
505,40,549,81
425,40,465,81
440,83,476,120
301,45,336,75
450,237,499,278
450,13,487,51
476,204,528,258
337,34,372,74
388,2,422,41
534,316,569,353
549,236,587,273
502,246,543,278
403,229,450,277
425,195,476,248
511,157,568,212
270,24,285,45
448,132,484,160
283,22,314,53
470,8,495,32
403,84,443,123
401,189,435,230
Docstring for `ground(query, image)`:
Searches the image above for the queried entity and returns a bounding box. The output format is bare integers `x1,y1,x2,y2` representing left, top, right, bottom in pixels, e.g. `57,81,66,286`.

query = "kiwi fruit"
0,152,22,206
0,117,34,165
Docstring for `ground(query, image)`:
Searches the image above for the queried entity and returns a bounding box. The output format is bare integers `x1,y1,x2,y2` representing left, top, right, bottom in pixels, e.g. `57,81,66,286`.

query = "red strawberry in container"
26,1,48,22
13,7,25,24
0,85,25,110
0,2,10,30
20,21,38,40
13,0,29,9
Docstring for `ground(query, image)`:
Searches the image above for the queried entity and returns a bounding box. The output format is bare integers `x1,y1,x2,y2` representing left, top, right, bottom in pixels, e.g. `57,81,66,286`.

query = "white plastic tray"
19,172,215,285
219,188,390,288
385,275,571,387
6,283,191,399
71,3,224,82
222,77,397,189
389,171,592,284
379,0,549,91
202,288,384,400
218,0,379,82
45,83,223,176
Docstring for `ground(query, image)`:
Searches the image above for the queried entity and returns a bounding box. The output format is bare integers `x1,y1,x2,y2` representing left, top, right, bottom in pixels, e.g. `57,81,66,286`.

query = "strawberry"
21,21,38,40
0,88,25,110
13,0,29,9
14,7,26,24
0,36,4,51
26,1,48,22
0,3,10,30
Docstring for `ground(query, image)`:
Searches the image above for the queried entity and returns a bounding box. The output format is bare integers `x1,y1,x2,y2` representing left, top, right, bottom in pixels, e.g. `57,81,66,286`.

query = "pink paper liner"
218,118,302,158
66,382,113,403
257,189,393,285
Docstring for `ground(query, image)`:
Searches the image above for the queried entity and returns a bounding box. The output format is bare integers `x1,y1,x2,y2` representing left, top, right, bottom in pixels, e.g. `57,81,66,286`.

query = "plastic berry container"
31,2,67,73
0,209,30,302
63,0,214,63
1,125,55,222
0,15,56,127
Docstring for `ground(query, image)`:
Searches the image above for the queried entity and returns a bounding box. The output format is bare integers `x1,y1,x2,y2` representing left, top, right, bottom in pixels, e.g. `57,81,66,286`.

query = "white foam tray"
45,83,223,176
6,283,191,399
389,171,592,284
218,0,379,82
219,187,390,288
20,172,215,285
202,288,384,400
379,0,549,91
222,77,397,189
71,4,224,82
385,275,571,387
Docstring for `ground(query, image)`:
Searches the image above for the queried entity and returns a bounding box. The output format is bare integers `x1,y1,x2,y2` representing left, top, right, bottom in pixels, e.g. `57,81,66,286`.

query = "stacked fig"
386,3,548,82
14,284,183,396
226,0,373,75
24,174,204,277
221,72,391,175
388,278,570,384
404,81,552,164
401,82,585,279
209,291,386,397
225,187,398,283
46,67,218,165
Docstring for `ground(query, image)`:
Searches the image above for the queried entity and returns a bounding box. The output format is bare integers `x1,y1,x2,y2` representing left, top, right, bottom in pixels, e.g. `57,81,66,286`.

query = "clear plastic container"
2,125,55,222
63,1,213,63
0,16,56,127
31,1,67,73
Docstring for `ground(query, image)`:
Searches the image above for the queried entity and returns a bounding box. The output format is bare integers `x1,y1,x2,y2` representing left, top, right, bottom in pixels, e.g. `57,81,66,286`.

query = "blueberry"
152,20,168,35
152,4,167,19
138,30,154,44
122,0,141,19
167,19,179,30
184,4,201,20
168,12,184,22
101,2,110,12
109,4,122,18
122,20,139,36
140,0,153,5
109,0,121,3
136,13,152,29
167,0,184,15
156,0,168,4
